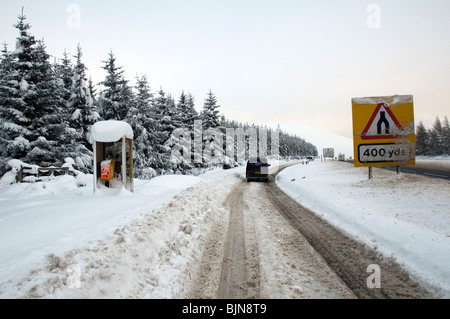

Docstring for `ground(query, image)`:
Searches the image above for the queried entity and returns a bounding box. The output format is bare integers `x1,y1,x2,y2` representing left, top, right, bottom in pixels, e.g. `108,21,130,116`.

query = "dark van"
246,157,270,182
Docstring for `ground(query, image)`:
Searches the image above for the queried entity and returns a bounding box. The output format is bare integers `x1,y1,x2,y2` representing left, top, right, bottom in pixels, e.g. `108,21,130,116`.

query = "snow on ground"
0,165,243,298
276,159,450,298
0,154,449,298
0,174,196,283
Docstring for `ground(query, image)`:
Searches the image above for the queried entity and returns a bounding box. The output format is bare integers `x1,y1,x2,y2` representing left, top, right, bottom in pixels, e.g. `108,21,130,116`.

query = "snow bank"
276,161,450,297
0,173,203,285
1,175,237,298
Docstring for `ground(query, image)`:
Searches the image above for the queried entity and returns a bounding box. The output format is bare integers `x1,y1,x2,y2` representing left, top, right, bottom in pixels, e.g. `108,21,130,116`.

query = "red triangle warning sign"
361,103,404,140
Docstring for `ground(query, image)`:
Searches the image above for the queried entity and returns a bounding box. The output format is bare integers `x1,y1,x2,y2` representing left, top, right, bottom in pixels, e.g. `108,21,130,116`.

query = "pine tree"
201,90,220,130
134,74,153,108
98,50,131,120
23,40,66,167
177,91,198,129
429,117,443,155
0,42,13,75
0,42,29,148
0,11,35,173
128,74,158,178
87,76,97,102
170,92,199,172
167,93,181,129
53,49,73,102
47,44,98,172
67,44,99,147
13,9,37,82
1,11,67,170
153,88,177,134
200,91,223,166
442,116,450,155
0,42,29,174
151,88,176,174
415,121,429,156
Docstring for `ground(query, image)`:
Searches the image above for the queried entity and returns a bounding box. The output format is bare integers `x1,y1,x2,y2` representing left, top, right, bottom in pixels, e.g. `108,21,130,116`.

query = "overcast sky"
1,0,449,138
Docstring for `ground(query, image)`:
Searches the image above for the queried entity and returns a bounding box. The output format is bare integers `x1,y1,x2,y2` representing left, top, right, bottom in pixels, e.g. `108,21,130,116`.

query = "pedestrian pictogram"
361,103,404,140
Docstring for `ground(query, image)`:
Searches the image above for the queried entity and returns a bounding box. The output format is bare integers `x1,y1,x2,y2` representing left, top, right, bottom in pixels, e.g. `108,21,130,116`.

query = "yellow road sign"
352,95,415,167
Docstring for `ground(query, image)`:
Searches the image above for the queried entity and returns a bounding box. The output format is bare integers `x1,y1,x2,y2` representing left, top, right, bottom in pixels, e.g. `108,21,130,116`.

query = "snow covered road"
190,172,355,299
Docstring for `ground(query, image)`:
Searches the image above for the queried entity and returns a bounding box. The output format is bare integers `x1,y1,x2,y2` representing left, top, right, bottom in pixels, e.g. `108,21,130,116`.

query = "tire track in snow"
189,175,260,299
218,181,260,299
264,166,435,299
190,168,355,299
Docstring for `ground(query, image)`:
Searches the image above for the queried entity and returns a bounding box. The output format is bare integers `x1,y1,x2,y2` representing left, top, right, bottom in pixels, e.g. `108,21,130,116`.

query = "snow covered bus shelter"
90,120,134,193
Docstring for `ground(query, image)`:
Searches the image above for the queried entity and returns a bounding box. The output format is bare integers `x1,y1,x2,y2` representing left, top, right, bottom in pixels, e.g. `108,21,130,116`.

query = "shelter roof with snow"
90,120,133,143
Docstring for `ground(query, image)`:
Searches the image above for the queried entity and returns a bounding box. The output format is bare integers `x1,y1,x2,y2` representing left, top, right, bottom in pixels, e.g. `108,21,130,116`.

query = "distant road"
345,160,450,181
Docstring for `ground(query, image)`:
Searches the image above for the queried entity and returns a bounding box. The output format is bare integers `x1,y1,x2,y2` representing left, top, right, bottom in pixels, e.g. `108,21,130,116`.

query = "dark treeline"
0,10,317,178
416,116,450,156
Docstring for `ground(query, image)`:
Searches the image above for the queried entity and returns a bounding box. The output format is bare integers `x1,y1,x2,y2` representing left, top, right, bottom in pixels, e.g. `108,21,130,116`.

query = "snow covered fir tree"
415,117,450,156
0,10,69,174
0,9,320,181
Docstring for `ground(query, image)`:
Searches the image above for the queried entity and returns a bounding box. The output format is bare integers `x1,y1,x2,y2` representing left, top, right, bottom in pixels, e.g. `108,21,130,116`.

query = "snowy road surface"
277,160,450,298
190,173,356,299
0,159,449,298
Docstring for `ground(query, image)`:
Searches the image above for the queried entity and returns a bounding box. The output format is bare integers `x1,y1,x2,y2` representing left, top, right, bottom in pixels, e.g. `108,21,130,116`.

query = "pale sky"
1,0,449,138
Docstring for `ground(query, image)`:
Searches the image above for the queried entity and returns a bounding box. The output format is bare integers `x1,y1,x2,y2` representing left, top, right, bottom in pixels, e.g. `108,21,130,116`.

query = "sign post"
352,95,415,175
